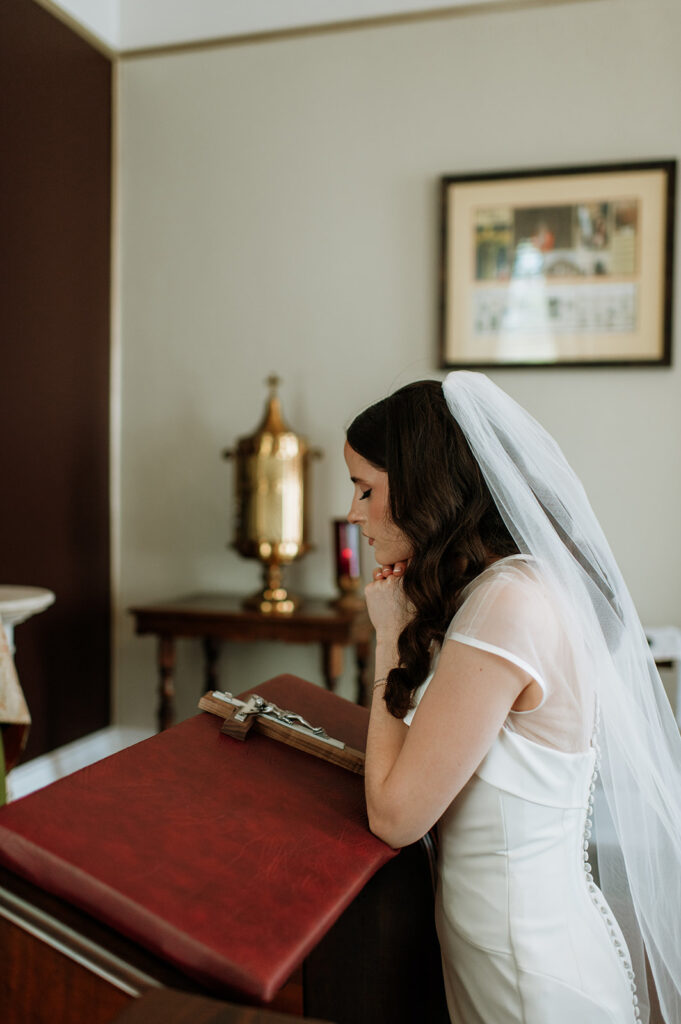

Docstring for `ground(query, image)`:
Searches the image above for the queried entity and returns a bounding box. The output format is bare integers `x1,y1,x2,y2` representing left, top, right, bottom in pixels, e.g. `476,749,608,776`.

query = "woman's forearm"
364,637,409,844
373,636,399,692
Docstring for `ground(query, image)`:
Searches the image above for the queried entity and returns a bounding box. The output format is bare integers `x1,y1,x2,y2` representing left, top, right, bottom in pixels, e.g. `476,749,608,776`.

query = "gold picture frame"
439,161,676,368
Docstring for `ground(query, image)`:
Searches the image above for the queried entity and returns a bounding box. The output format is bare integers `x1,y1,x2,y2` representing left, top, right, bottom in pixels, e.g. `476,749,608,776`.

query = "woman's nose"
347,500,362,524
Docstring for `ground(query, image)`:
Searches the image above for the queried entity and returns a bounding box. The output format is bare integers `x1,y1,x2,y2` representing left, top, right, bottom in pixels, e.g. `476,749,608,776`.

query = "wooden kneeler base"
111,987,334,1023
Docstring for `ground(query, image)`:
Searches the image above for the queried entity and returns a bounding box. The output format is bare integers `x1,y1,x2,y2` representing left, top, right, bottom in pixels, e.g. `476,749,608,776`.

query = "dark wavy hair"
346,379,518,718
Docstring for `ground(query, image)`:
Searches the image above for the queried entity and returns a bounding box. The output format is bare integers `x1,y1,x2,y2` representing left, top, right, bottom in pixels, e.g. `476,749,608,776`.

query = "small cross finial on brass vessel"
266,373,280,394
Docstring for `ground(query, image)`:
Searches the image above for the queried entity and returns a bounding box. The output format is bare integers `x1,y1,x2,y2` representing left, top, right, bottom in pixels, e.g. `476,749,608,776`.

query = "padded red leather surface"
0,675,395,1002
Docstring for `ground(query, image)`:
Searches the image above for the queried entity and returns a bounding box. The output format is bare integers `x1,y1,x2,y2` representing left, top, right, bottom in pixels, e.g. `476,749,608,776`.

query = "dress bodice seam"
500,724,593,761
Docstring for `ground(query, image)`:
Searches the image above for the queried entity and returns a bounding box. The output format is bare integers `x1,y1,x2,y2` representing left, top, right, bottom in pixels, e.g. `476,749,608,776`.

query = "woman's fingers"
373,560,408,581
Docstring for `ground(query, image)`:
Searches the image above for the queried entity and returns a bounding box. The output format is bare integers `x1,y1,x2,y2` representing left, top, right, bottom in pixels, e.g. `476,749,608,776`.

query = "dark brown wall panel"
0,0,112,758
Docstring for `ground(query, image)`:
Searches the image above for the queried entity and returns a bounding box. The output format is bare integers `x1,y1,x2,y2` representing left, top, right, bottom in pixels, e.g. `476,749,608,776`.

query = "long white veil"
442,371,681,1024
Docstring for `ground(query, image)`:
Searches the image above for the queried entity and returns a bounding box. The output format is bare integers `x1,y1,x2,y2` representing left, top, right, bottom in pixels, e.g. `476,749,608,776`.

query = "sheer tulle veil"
442,371,681,1024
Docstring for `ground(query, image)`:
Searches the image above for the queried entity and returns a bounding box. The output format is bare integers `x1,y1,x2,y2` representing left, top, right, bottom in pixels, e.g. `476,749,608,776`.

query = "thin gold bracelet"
373,677,388,691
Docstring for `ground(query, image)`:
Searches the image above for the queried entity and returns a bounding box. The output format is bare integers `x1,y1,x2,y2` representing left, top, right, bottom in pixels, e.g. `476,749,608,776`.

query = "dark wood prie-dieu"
0,675,448,1024
0,841,446,1024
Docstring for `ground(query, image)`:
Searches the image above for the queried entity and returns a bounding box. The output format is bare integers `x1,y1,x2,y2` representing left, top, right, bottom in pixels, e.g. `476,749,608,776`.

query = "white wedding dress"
405,556,639,1024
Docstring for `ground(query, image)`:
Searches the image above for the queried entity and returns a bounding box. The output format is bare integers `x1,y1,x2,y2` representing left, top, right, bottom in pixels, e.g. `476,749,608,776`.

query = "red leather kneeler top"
0,675,396,1002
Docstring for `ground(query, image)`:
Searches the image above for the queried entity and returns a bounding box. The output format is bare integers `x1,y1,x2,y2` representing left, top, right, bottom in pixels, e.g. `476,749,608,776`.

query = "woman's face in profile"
344,442,413,567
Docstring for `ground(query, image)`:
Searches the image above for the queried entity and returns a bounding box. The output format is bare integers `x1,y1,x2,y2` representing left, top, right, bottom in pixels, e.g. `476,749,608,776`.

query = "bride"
344,372,681,1024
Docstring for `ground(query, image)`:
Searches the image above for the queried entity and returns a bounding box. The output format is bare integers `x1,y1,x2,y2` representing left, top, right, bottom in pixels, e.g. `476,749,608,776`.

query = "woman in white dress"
344,372,681,1024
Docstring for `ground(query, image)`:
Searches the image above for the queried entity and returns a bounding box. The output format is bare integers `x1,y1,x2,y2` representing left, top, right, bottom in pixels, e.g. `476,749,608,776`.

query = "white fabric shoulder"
405,555,591,753
446,556,557,711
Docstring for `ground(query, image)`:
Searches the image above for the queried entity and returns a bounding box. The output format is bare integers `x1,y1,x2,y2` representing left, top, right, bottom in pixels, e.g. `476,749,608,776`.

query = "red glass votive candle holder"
332,520,364,610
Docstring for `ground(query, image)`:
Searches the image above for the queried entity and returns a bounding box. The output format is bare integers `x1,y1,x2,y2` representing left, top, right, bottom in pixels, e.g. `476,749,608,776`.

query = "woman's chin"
373,549,409,568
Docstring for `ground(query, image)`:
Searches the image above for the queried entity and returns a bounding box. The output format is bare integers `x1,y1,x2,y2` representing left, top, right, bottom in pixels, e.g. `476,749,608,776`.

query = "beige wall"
115,0,681,728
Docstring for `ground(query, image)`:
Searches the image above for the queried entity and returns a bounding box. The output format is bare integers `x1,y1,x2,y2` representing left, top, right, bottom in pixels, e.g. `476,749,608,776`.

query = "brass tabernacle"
223,375,321,613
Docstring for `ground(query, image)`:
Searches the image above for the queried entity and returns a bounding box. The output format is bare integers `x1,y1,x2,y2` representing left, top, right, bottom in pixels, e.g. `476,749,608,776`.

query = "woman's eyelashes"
360,488,372,500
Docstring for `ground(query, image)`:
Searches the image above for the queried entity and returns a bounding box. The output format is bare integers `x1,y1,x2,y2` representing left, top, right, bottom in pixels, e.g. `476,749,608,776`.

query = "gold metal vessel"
223,375,321,613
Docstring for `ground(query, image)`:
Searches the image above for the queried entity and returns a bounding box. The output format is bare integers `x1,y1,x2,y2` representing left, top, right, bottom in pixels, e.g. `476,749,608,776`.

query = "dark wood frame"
438,160,676,369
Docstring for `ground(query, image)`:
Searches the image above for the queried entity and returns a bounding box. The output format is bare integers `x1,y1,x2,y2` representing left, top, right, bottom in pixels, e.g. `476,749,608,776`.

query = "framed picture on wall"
439,160,676,368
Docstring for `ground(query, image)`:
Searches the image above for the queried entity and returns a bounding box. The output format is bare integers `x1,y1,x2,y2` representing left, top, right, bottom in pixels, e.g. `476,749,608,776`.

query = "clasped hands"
364,560,414,641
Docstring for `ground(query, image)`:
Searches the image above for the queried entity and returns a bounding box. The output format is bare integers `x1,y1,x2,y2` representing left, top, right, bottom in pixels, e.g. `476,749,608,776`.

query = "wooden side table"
129,593,373,731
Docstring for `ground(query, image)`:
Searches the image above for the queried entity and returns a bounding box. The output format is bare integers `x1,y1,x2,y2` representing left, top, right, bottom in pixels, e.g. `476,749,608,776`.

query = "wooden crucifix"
198,690,365,775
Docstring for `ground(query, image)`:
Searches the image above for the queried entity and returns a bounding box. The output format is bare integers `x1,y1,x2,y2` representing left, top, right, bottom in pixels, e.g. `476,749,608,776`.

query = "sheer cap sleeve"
446,556,593,752
448,556,551,704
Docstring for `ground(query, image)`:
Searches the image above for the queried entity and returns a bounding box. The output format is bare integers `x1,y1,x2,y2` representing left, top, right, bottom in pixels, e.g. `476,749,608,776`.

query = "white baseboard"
7,726,154,801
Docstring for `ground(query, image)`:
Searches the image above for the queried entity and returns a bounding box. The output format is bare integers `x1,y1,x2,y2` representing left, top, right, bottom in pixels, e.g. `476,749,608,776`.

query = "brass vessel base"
243,562,301,615
243,590,300,615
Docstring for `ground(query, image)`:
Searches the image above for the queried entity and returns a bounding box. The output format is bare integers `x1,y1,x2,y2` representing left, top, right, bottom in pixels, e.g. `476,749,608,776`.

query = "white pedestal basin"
0,586,55,653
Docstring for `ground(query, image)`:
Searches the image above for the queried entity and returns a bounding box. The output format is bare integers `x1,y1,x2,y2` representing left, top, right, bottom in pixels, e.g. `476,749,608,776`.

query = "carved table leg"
321,643,345,691
355,639,371,706
203,636,221,692
158,635,176,733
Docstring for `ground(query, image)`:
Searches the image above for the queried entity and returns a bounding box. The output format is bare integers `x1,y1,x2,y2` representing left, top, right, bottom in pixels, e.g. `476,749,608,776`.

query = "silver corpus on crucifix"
210,691,345,749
